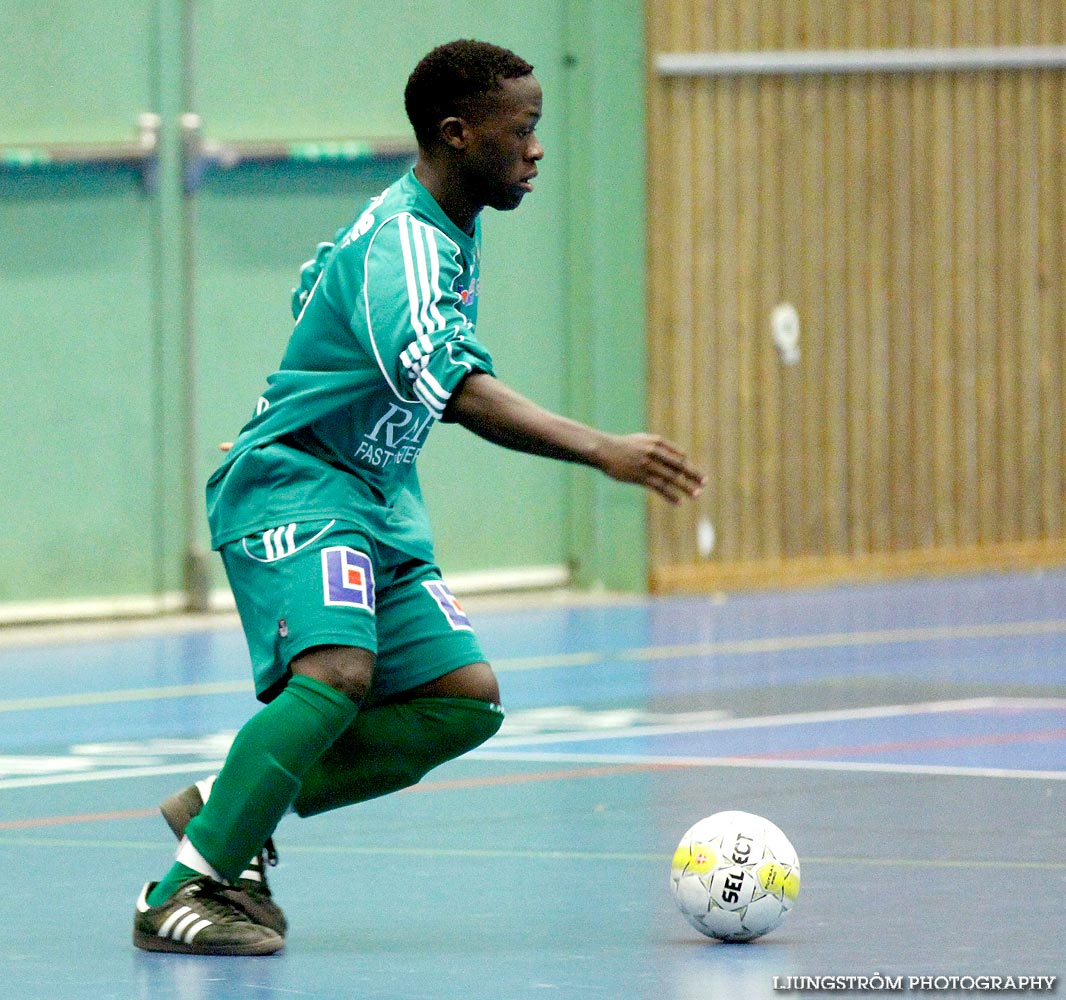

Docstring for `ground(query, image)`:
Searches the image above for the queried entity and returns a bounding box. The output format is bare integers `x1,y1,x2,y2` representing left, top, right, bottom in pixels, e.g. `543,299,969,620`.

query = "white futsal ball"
670,810,800,941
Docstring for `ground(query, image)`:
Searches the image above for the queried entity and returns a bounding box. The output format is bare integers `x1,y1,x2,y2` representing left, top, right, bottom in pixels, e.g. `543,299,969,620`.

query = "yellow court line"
1,617,1064,713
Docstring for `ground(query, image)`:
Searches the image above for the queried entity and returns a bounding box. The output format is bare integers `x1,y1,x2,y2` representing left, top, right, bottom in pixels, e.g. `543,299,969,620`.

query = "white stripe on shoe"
172,910,202,940
183,918,212,944
158,905,194,938
156,905,215,945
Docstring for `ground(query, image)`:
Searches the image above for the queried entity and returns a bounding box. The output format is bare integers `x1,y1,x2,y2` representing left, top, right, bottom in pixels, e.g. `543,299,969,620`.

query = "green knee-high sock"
149,675,358,903
292,697,504,817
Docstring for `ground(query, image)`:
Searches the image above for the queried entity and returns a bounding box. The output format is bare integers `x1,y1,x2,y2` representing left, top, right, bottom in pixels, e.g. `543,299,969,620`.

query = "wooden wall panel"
647,0,1066,591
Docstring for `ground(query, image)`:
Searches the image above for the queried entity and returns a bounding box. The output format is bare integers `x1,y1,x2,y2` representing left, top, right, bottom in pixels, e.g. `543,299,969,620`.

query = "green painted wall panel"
191,1,565,140
0,4,154,143
0,171,157,600
562,0,649,590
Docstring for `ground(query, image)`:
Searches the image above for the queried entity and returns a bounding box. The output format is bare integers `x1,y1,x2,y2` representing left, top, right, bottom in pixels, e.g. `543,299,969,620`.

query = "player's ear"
439,116,468,150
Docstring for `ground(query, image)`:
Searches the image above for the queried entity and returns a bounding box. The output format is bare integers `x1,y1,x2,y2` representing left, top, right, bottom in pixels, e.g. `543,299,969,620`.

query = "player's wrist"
581,429,616,472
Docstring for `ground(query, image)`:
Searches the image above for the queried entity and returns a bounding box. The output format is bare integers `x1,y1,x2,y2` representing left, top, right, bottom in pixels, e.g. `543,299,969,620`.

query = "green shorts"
220,519,485,705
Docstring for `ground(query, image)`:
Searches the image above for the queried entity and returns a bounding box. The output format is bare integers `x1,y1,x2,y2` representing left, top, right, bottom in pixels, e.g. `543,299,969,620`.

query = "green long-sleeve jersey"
206,170,495,561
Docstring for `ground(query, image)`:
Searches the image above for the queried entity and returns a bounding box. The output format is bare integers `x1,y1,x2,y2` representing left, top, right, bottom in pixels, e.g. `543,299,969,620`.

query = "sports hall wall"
646,1,1066,592
0,2,647,619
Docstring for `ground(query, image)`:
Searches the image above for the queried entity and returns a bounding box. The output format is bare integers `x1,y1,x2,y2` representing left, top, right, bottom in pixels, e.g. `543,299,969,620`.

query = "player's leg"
145,651,365,903
291,560,505,817
138,523,377,950
137,658,361,953
291,688,504,816
169,645,367,884
401,658,500,702
162,667,502,852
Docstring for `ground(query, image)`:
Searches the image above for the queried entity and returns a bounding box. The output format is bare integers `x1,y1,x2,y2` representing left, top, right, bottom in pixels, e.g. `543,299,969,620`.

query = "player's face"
461,74,544,212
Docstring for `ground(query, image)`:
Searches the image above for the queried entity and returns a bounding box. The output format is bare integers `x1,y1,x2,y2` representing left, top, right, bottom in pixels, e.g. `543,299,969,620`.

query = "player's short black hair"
405,39,534,148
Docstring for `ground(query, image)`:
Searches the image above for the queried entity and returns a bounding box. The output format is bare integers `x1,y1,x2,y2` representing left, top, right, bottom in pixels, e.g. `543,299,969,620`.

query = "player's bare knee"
291,645,375,704
458,661,501,704
404,660,500,704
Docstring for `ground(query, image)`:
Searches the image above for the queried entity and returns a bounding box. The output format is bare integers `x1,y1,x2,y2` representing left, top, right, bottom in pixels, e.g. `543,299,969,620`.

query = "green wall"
0,0,647,613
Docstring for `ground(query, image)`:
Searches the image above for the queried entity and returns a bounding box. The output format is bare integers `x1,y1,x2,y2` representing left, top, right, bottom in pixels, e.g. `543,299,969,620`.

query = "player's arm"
445,372,706,504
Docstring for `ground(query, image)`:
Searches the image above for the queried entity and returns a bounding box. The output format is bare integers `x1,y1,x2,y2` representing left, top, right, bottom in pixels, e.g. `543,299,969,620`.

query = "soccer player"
133,39,706,955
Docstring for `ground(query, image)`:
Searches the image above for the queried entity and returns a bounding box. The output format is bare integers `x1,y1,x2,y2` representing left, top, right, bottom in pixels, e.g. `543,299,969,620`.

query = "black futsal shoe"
160,780,288,936
133,877,283,955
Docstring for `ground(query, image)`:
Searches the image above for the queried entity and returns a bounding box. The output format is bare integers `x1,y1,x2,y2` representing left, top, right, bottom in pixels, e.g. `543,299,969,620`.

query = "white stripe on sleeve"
417,368,451,408
410,223,438,353
412,379,445,418
418,221,447,333
397,215,427,345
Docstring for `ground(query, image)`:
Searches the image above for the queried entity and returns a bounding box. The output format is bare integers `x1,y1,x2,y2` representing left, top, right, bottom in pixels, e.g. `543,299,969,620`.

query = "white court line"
4,747,1062,792
0,760,229,792
4,697,1065,791
472,749,1066,782
488,696,1066,748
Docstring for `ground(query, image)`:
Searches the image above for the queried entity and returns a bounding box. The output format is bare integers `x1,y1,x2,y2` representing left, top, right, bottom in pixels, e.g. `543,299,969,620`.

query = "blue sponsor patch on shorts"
322,547,376,610
423,579,472,630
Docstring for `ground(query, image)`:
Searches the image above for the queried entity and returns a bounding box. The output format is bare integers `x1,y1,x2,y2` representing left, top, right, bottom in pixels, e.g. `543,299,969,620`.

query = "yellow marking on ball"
757,861,801,901
673,840,718,875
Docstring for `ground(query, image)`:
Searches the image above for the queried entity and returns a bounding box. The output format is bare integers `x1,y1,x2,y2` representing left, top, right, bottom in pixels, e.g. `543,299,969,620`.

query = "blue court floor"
1,568,1064,999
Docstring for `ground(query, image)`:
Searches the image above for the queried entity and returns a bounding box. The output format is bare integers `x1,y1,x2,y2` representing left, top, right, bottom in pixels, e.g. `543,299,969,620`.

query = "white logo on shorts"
241,520,337,563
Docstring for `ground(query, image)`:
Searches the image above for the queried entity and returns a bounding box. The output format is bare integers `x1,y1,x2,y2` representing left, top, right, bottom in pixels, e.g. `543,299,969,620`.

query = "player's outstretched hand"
446,374,706,502
596,433,706,504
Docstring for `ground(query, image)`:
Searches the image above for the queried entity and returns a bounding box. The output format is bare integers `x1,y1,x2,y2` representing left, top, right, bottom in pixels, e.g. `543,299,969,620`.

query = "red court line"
0,807,157,830
0,762,686,831
739,727,1066,761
